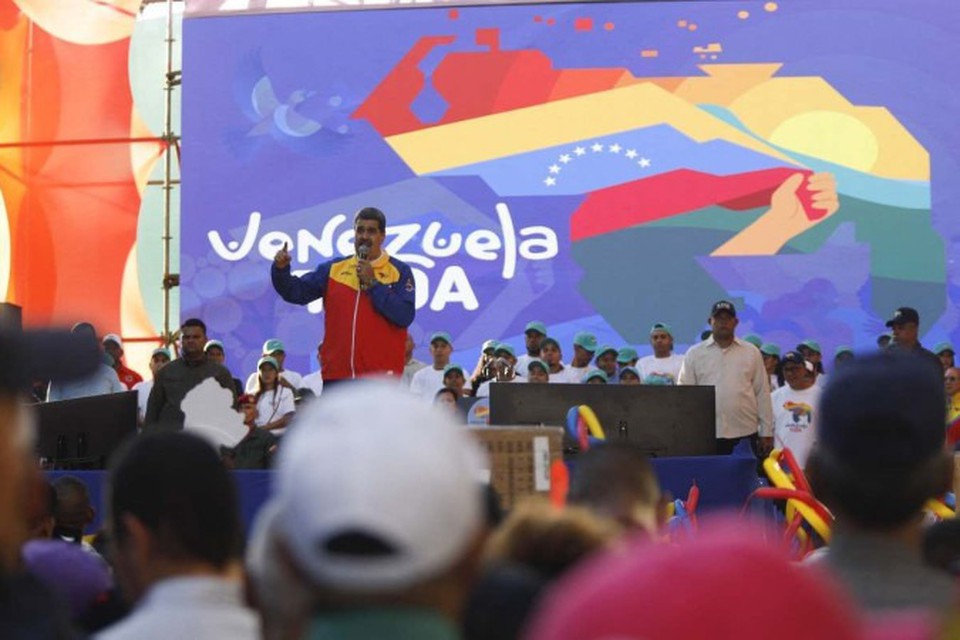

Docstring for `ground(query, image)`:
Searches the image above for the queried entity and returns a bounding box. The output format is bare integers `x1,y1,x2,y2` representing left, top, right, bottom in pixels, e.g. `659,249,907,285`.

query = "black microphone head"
358,245,369,259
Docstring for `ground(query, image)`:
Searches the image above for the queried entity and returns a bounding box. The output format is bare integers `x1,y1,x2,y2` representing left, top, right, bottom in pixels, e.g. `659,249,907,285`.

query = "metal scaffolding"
159,0,182,349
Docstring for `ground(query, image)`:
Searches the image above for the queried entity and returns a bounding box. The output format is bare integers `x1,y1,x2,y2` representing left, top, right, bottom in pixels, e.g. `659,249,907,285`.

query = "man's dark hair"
53,475,90,516
354,207,386,233
807,353,953,530
567,442,660,512
807,449,951,530
109,432,242,568
53,475,90,501
181,317,207,334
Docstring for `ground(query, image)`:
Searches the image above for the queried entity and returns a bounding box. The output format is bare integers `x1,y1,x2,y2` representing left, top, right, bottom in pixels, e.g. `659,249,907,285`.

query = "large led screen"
182,0,957,374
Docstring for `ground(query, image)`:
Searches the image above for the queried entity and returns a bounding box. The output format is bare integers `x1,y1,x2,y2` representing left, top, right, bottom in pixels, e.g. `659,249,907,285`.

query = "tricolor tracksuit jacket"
272,252,415,381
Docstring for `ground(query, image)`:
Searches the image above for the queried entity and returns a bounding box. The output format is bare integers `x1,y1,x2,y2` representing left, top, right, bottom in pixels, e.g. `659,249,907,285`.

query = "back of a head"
109,431,242,567
567,442,661,530
525,523,862,640
53,475,91,516
483,499,617,580
808,352,952,529
53,475,93,540
274,381,486,598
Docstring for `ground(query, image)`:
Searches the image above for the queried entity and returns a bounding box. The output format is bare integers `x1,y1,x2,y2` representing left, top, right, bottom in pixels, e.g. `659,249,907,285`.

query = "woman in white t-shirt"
254,356,296,435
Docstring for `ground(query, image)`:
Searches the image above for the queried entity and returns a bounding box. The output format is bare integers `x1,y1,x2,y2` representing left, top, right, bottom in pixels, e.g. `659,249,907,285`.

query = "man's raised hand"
274,242,292,269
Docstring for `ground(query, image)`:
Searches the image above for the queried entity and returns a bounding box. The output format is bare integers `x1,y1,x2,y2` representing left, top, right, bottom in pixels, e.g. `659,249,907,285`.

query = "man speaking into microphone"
271,207,415,385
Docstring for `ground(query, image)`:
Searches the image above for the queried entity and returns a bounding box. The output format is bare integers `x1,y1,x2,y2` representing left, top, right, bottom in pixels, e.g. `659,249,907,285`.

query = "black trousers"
715,433,759,456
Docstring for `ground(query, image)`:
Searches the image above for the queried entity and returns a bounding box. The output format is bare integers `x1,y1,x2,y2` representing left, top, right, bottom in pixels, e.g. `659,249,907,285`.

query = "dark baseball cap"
710,300,736,317
818,352,944,468
0,329,100,393
781,350,805,365
885,307,920,327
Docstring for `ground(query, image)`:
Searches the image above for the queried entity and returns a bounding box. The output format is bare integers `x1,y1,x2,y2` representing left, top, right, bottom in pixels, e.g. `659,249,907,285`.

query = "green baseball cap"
743,334,763,349
204,339,224,353
152,347,172,360
527,358,548,373
617,347,638,364
933,342,954,356
582,370,608,383
443,363,465,377
494,343,516,358
834,345,855,358
649,323,673,337
594,344,617,360
573,331,598,352
429,331,453,347
257,356,279,371
760,343,780,357
618,366,641,380
798,339,821,354
539,337,560,351
481,339,499,354
524,321,548,336
262,338,285,354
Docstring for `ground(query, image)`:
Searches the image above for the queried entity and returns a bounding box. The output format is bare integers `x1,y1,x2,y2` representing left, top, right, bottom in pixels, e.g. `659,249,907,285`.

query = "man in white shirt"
568,331,598,381
245,339,302,393
409,331,453,399
770,351,820,468
300,342,324,397
133,347,171,426
97,432,259,640
540,337,579,383
638,323,684,385
678,301,773,455
515,321,548,378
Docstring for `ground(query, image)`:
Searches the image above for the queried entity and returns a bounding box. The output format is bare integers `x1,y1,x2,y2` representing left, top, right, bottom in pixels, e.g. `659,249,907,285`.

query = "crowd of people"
5,349,960,638
33,298,957,473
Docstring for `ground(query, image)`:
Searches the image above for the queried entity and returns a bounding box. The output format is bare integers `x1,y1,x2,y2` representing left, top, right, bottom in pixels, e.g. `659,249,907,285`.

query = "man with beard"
272,207,416,385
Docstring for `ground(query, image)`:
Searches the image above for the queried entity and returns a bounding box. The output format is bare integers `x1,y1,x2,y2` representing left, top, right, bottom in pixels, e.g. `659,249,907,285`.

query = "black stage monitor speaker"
35,391,138,469
489,383,717,457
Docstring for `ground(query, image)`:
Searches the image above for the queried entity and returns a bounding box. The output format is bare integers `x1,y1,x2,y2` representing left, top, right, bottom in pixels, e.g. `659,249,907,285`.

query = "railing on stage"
47,453,758,538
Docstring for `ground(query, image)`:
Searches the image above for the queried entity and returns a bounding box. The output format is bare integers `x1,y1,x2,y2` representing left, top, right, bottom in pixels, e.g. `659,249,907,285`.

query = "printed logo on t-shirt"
643,372,676,385
782,401,813,431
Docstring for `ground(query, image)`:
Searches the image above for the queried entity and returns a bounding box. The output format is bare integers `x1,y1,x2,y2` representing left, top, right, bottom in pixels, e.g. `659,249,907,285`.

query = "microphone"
357,245,369,290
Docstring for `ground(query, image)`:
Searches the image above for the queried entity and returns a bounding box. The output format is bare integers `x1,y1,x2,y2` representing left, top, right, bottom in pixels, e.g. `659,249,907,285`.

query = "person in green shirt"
221,394,278,470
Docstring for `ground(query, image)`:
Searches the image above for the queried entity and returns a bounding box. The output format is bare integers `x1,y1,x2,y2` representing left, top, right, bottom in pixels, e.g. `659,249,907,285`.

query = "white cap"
101,333,123,349
274,381,486,592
